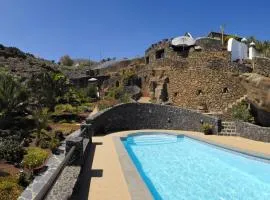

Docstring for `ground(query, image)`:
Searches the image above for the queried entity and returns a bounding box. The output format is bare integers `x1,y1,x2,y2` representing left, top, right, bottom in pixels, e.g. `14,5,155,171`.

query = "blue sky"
1,0,269,61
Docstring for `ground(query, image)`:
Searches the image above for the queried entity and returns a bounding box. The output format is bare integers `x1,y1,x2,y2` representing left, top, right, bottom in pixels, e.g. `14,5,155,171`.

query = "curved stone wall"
86,103,220,135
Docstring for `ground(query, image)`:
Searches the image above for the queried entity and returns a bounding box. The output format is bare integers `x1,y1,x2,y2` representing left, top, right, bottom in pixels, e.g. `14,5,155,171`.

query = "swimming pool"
122,133,270,200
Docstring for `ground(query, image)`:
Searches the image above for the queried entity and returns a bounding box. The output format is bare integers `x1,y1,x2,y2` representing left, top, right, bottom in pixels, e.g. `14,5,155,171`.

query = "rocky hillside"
0,44,60,78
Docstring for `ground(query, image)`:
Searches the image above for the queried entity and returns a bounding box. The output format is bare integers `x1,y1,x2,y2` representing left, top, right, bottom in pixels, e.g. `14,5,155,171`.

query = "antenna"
99,50,102,61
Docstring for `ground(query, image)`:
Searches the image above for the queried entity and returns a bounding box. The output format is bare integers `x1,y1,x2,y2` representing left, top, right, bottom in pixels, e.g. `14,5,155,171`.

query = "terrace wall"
86,103,220,135
254,57,270,77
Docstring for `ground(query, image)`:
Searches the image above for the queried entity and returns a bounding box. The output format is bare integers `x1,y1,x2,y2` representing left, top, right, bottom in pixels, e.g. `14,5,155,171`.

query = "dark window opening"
150,81,157,92
223,87,229,93
174,92,178,97
145,56,150,64
196,90,203,95
156,49,165,59
144,75,148,81
172,45,190,58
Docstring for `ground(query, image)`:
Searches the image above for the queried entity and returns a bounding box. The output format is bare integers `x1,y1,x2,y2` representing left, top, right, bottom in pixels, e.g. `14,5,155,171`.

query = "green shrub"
54,104,77,115
106,86,123,99
39,139,49,149
0,139,25,163
0,177,23,200
49,138,60,151
201,123,213,135
18,171,33,188
120,93,131,103
22,147,49,169
231,101,254,123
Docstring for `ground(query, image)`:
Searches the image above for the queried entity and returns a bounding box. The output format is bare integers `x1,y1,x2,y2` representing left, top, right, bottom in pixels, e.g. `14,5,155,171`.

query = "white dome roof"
250,41,256,46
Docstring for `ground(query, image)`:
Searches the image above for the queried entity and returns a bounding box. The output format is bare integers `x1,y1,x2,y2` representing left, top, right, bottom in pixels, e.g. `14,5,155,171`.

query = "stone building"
95,32,269,125
140,33,252,113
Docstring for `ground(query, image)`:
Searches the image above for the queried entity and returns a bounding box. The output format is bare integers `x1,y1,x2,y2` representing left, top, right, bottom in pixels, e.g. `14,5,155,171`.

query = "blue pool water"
122,133,270,200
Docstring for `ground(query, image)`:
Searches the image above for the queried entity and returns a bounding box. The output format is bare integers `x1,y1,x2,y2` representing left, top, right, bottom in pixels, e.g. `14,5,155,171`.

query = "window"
145,56,150,64
196,90,203,95
223,87,229,93
174,92,178,97
156,49,165,59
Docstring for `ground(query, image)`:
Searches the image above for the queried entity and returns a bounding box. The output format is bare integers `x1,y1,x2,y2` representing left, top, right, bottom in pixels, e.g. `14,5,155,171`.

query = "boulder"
240,73,270,126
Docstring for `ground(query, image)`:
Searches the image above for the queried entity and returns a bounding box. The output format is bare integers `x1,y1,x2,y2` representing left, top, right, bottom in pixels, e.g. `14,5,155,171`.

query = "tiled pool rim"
113,131,270,200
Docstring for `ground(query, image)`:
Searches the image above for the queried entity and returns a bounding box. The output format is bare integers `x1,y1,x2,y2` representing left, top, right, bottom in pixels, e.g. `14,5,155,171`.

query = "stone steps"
219,121,237,136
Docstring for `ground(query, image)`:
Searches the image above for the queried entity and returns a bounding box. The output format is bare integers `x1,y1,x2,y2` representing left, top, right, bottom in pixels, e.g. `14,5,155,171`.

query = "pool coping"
113,136,153,200
113,131,270,200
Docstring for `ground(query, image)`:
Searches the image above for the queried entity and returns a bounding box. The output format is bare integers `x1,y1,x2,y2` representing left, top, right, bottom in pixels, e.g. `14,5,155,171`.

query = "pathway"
90,106,99,116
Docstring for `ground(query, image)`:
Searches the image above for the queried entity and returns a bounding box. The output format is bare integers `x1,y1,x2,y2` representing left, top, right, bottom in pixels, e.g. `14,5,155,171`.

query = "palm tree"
28,72,69,111
0,72,28,118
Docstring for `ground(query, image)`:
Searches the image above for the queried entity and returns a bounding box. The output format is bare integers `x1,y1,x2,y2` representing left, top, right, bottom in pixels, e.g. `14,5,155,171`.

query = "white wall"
249,46,260,59
227,38,248,61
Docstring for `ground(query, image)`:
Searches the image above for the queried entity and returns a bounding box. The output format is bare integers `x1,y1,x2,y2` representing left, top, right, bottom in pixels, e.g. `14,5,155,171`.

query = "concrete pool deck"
86,130,270,200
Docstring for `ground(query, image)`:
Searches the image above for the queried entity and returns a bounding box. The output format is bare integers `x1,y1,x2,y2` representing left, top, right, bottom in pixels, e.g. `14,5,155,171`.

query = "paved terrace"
79,130,270,200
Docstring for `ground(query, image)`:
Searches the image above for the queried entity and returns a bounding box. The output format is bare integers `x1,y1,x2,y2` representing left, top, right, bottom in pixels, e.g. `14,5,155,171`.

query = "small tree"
32,108,50,145
231,101,254,123
59,55,73,66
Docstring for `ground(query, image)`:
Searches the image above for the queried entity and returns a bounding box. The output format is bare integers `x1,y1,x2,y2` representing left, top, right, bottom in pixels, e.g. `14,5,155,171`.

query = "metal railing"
34,128,87,200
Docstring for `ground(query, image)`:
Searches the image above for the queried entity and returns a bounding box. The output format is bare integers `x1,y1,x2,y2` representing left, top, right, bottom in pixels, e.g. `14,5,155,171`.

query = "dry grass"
49,122,80,136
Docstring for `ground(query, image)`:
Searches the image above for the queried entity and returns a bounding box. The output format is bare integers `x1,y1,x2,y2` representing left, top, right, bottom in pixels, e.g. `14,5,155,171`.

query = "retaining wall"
236,121,270,142
254,57,270,77
86,103,220,135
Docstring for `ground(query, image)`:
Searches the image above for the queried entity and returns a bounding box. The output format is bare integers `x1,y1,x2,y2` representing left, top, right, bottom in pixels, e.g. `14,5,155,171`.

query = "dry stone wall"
236,121,270,142
140,48,250,112
86,103,220,134
167,67,246,112
254,57,270,77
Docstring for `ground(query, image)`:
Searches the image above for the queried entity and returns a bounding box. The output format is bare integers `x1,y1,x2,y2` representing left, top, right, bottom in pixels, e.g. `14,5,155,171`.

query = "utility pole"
220,24,226,46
